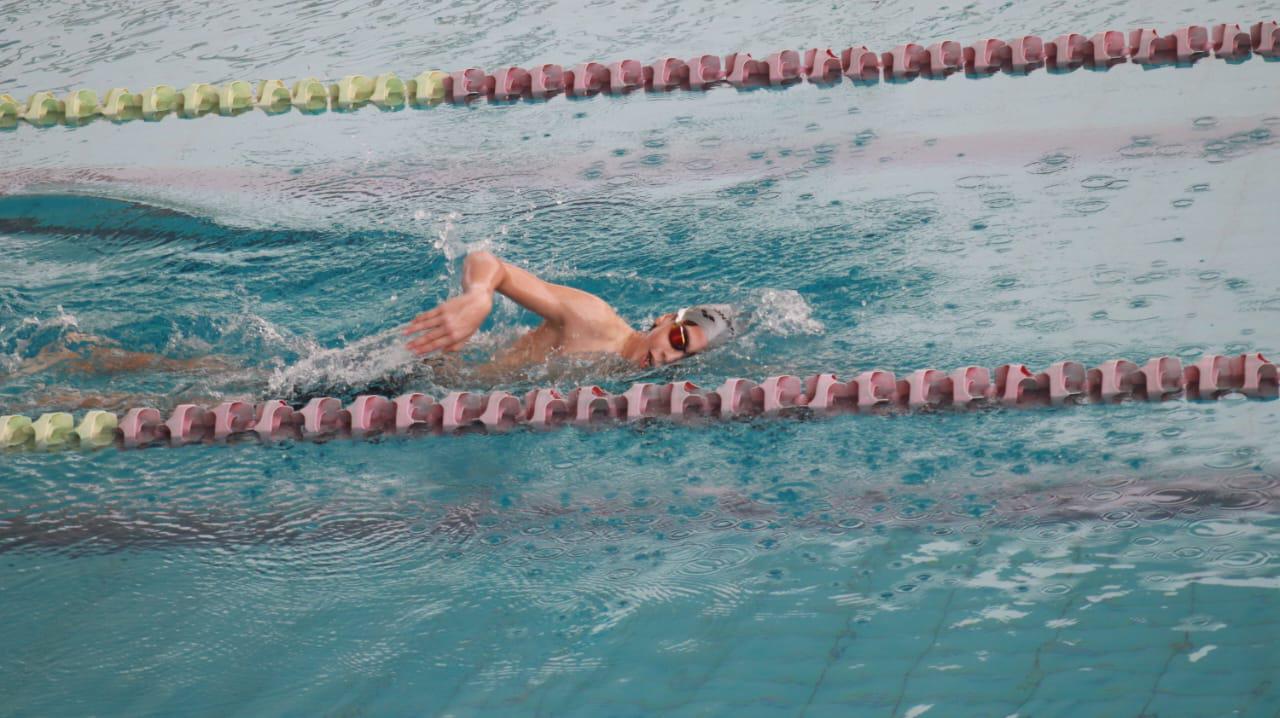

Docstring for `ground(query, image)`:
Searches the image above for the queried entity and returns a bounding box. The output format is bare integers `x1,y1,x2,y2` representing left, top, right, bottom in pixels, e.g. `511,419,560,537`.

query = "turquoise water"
4,0,1280,715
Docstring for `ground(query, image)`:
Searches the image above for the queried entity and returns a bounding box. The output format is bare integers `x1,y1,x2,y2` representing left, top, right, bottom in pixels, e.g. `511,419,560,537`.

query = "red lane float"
419,20,1277,104
6,352,1272,451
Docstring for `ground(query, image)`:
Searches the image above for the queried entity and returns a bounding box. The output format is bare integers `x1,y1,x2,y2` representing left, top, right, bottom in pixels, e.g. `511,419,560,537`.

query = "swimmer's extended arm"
404,251,569,355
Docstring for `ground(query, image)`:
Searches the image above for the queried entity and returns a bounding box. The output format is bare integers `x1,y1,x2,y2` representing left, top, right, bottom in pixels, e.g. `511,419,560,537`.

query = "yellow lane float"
255,79,291,111
218,80,254,114
372,72,406,107
141,84,179,115
32,412,75,450
76,410,119,447
410,70,448,104
1,415,35,448
179,82,220,117
102,88,142,119
291,77,328,112
63,89,99,121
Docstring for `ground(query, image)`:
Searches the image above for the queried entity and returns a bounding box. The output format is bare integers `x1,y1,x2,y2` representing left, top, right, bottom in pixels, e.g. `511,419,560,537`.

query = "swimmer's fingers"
403,308,444,335
404,320,444,343
406,332,443,354
407,318,463,353
405,305,478,354
407,325,466,355
408,334,459,356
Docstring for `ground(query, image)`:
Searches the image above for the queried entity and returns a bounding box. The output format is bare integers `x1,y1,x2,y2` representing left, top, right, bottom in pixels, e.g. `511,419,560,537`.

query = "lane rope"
0,22,1276,131
2,352,1276,451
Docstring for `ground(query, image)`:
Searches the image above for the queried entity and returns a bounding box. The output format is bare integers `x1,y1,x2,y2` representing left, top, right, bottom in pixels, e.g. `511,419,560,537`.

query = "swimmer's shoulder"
554,286,624,325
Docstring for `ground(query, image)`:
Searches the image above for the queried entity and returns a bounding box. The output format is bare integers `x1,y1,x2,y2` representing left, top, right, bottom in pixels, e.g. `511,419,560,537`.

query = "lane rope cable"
0,22,1276,131
2,352,1277,451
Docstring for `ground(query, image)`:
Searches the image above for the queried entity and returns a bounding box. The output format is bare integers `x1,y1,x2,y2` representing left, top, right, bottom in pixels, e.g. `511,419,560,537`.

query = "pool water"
3,0,1280,715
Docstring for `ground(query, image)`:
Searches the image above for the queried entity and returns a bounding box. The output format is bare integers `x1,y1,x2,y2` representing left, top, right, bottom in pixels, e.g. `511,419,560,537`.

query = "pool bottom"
2,397,1278,717
1,504,1275,717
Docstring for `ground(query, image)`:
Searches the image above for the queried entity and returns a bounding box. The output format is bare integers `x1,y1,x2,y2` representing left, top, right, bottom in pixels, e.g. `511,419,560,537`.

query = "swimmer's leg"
66,347,237,376
30,389,233,414
7,332,237,379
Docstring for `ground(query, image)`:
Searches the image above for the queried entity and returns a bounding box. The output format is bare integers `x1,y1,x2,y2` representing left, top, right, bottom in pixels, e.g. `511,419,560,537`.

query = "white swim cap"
675,304,738,350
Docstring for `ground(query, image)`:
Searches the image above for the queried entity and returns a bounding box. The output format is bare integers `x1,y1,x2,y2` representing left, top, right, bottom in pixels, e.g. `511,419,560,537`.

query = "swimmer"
2,251,736,412
403,251,737,374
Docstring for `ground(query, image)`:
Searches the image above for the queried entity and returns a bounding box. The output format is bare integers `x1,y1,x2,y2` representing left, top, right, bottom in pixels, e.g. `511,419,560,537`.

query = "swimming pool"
3,0,1280,714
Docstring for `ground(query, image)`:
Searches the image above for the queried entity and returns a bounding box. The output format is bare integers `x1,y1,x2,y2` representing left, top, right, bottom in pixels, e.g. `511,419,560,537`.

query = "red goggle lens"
668,323,689,352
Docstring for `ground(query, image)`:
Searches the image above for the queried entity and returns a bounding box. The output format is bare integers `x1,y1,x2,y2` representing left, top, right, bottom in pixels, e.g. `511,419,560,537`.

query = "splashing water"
752,288,824,336
266,328,419,400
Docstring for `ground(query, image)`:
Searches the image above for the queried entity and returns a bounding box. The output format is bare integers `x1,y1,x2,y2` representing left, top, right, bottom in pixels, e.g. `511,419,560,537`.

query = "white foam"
753,288,823,336
1187,645,1216,663
267,328,417,397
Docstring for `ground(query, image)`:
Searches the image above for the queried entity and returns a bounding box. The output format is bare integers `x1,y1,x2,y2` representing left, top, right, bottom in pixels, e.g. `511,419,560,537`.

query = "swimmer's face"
640,313,709,368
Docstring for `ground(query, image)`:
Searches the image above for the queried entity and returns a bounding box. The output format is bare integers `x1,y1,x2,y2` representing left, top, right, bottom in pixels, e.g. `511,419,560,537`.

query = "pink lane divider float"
649,58,687,90
212,400,255,440
1214,23,1254,58
1087,30,1129,66
531,64,565,98
686,56,725,89
1008,36,1046,72
570,386,616,424
882,44,929,79
1129,27,1211,64
854,369,898,408
166,404,212,446
965,39,1010,74
1254,21,1280,55
568,62,611,95
765,51,804,85
255,399,300,436
31,353,1278,452
609,60,646,93
926,41,964,76
447,68,490,101
120,407,166,448
803,49,843,82
301,396,349,438
841,47,882,81
1047,33,1089,66
1185,352,1280,399
723,53,765,86
491,66,531,101
349,394,394,437
393,392,440,433
951,366,993,406
524,388,568,427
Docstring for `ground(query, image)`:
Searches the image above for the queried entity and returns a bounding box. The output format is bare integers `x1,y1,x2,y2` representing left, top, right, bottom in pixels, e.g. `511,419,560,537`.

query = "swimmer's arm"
404,251,569,355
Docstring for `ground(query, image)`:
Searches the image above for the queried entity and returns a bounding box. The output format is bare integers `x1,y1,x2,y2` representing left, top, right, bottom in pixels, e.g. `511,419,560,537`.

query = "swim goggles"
668,321,690,353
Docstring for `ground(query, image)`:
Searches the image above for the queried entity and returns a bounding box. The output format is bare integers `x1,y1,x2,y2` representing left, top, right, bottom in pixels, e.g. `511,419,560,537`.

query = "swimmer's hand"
403,289,493,355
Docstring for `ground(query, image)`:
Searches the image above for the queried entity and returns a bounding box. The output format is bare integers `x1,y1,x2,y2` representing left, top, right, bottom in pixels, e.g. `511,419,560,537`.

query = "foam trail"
267,329,418,400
